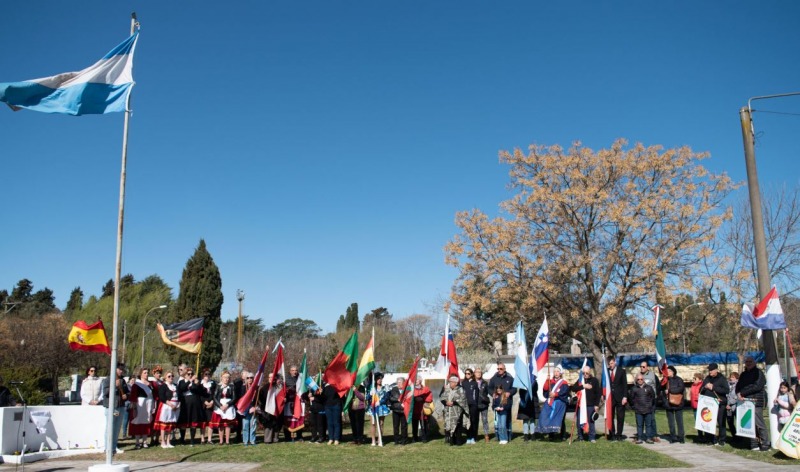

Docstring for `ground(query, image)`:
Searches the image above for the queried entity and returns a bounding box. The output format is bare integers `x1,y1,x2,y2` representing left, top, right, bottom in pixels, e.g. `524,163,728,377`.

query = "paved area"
0,460,261,471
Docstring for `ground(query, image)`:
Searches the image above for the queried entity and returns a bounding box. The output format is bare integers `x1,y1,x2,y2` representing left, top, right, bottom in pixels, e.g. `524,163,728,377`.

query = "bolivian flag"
157,317,204,354
68,320,111,354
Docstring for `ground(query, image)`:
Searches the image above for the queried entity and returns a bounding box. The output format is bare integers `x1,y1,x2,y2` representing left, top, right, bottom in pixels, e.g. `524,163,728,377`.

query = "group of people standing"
81,362,243,452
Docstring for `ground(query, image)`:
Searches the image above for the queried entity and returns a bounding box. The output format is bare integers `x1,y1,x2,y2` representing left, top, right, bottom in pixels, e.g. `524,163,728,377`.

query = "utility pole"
237,289,245,365
739,92,800,448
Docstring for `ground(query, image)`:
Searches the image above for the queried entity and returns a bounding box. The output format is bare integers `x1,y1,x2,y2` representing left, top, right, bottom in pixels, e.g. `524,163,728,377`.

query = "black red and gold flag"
157,317,204,354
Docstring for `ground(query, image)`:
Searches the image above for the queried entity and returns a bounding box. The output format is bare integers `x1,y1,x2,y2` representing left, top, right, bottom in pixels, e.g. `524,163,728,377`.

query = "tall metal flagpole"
100,12,139,469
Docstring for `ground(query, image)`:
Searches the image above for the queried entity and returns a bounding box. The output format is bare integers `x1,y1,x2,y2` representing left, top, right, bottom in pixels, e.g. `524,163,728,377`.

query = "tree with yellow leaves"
445,139,735,365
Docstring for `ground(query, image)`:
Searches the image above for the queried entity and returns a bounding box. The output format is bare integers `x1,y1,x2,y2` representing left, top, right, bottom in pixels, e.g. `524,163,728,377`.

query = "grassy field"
69,416,689,471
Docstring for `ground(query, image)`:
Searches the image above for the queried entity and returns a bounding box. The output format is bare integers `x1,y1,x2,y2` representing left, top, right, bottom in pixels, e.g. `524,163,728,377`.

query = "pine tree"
172,239,224,371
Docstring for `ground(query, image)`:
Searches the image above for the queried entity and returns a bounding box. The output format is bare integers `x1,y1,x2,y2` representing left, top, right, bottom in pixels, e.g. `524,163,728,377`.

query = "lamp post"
140,304,167,368
680,302,704,354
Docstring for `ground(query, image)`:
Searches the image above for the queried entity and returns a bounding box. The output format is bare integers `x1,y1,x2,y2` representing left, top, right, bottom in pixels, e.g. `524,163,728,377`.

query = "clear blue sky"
2,2,798,333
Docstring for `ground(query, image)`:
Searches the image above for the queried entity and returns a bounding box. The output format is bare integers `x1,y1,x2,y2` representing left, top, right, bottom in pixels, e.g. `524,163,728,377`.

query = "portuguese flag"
344,328,375,413
68,320,111,354
323,331,359,397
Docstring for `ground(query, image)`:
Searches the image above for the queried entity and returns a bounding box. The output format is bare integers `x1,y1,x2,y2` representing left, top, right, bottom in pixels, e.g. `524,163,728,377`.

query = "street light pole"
140,304,167,369
236,290,245,366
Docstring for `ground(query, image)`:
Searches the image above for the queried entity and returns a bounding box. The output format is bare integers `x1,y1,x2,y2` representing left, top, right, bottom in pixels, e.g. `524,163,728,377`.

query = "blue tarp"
558,351,765,370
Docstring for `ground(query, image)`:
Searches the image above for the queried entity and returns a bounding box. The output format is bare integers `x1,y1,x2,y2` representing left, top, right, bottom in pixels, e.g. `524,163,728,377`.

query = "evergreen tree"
64,287,84,317
172,239,224,371
10,279,34,301
101,279,114,298
344,303,359,331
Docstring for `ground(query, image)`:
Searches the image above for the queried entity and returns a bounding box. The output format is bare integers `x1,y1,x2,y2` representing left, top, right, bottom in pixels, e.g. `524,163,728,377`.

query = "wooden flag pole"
195,342,202,374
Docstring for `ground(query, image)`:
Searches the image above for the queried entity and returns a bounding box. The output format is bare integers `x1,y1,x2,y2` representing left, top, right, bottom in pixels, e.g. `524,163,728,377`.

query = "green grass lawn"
68,416,688,471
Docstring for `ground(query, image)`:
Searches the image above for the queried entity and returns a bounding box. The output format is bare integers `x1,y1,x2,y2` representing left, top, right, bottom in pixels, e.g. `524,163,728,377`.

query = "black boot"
445,432,451,445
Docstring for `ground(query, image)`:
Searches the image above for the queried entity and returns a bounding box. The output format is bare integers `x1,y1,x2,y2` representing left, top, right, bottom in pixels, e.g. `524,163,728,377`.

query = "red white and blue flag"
236,343,269,412
601,356,613,434
741,286,786,330
434,314,459,378
531,317,549,376
264,341,286,417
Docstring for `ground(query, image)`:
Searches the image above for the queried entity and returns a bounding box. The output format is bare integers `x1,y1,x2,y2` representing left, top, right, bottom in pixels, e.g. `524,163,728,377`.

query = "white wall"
0,405,107,455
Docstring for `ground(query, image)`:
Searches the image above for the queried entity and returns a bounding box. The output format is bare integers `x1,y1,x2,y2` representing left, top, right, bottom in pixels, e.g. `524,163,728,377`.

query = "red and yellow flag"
68,320,111,354
157,317,204,354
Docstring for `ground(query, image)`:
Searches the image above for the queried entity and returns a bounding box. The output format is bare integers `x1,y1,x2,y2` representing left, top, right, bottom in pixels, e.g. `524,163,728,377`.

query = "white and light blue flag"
512,320,532,399
0,32,139,115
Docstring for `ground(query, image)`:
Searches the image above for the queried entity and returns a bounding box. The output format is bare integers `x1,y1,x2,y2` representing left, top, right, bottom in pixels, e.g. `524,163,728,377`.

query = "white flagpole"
101,12,138,468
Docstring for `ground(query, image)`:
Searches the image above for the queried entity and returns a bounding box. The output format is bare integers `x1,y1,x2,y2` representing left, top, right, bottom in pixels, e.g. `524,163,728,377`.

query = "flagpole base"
89,463,130,472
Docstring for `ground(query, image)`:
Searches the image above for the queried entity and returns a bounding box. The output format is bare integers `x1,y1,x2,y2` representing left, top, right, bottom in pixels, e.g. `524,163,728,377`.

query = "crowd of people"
77,356,797,454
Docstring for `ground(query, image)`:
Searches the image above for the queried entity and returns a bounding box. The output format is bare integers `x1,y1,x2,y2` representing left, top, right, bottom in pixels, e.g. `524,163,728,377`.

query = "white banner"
735,401,756,439
695,395,719,434
778,404,800,459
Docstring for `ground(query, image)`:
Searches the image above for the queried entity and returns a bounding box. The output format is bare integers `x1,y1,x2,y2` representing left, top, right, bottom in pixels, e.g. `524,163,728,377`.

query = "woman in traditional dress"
177,367,204,446
209,371,238,445
128,367,155,449
441,375,470,446
536,365,570,440
369,373,390,447
199,368,216,444
148,365,164,446
154,370,180,448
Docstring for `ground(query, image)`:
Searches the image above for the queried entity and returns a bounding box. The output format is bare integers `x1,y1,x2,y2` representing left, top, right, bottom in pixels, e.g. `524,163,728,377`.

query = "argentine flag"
0,32,138,115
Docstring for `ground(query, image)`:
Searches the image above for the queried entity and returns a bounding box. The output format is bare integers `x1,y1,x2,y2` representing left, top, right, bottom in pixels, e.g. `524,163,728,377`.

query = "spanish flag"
68,320,111,354
157,317,204,354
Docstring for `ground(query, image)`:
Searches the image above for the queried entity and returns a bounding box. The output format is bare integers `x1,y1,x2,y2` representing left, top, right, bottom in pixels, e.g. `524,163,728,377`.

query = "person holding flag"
571,363,600,443
536,365,570,440
411,377,433,443
388,377,409,445
606,356,628,441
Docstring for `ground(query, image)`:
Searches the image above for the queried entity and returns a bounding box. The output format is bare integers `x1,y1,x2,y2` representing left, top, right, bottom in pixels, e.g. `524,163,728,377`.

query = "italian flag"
324,331,359,397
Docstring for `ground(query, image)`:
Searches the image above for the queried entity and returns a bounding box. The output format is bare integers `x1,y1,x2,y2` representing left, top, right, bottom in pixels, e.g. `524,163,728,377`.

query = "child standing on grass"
493,385,509,444
774,381,797,427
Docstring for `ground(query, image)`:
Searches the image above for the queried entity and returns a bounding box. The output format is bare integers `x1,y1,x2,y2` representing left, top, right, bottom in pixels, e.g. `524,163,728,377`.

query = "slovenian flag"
0,32,139,115
741,286,787,330
532,317,549,377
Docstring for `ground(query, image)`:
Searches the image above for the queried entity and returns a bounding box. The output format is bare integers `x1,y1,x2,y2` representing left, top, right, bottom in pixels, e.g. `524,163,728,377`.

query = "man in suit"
608,356,628,441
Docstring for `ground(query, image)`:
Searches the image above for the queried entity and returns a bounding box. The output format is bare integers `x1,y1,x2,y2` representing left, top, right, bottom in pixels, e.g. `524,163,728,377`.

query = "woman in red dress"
148,365,164,447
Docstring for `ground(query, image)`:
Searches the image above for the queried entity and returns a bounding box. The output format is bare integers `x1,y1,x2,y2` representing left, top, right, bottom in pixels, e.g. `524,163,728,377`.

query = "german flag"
157,317,204,354
68,320,111,354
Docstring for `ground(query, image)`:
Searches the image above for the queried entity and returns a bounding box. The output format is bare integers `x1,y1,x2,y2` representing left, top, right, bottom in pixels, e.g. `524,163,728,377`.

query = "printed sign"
735,401,756,439
778,405,800,460
695,395,719,434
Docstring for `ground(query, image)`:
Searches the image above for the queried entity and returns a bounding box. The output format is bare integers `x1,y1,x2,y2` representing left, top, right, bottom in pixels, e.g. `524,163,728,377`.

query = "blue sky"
1,2,798,333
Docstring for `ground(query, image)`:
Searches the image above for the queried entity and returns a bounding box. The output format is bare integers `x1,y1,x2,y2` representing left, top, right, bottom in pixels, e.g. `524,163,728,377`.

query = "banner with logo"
695,395,719,434
778,405,800,459
735,401,756,438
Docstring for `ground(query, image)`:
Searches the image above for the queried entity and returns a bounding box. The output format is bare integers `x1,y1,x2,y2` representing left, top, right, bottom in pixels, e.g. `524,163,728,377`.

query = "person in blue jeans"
322,381,343,444
240,371,257,445
492,385,510,444
101,363,130,454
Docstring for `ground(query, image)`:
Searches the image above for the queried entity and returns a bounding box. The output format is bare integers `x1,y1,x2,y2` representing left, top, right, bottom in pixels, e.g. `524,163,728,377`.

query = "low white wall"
0,405,107,455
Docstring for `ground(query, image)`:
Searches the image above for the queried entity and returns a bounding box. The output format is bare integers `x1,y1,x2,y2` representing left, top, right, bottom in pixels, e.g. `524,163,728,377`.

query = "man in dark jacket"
100,362,129,454
571,366,601,442
700,362,730,446
388,377,408,445
628,373,656,444
489,363,516,440
736,356,770,451
608,357,628,441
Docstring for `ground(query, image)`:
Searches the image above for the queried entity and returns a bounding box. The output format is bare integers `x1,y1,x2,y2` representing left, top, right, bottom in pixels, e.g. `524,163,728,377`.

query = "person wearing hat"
536,365,570,440
700,362,729,446
735,356,770,451
441,374,470,445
